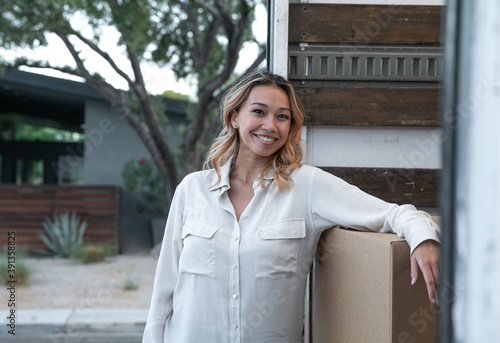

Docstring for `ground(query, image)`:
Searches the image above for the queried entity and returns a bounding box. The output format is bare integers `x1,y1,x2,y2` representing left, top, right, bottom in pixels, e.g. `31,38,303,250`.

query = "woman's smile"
232,85,292,161
255,134,277,143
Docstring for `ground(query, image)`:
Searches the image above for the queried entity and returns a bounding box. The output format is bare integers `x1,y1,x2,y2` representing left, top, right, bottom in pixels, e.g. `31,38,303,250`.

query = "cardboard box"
312,227,436,343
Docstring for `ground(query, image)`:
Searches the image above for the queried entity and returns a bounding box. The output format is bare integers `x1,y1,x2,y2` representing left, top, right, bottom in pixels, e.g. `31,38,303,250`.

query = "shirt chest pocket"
179,220,220,279
254,219,306,279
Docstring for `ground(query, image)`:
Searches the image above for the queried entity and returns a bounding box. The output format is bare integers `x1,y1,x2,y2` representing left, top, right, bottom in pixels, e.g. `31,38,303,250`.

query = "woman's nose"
262,116,277,131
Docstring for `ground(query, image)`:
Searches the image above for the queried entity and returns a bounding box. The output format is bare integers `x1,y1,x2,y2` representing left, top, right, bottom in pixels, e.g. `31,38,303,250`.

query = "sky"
1,4,267,99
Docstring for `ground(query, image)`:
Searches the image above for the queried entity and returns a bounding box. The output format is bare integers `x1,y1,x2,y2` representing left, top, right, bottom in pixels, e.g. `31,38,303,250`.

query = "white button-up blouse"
142,163,440,343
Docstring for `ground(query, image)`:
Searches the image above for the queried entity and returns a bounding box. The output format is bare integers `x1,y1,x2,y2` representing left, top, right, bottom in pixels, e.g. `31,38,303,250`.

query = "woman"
142,71,440,343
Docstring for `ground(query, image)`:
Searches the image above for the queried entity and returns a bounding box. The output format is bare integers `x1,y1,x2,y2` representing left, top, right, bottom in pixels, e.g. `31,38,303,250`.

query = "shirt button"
254,181,259,186
242,213,248,219
232,264,237,269
233,324,238,329
232,294,238,299
233,236,238,241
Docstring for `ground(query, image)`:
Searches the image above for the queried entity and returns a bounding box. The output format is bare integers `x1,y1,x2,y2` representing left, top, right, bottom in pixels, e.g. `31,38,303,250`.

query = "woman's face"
231,85,292,161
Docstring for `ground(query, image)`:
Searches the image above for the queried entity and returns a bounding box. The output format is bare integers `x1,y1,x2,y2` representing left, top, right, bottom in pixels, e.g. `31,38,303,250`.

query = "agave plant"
39,212,88,258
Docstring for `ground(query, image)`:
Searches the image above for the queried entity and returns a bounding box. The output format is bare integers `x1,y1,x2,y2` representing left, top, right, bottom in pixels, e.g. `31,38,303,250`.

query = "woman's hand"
411,239,440,304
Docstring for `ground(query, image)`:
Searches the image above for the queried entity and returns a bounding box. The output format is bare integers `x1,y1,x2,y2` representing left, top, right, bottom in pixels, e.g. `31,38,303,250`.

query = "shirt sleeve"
142,180,186,343
310,167,441,254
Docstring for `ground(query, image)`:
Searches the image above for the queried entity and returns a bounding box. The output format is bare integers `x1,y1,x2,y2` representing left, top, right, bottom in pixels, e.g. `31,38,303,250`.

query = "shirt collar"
207,162,231,192
262,168,275,181
208,161,275,192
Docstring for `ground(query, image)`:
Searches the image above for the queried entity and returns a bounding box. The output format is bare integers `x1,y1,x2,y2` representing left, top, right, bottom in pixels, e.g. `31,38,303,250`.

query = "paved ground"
0,254,157,309
1,308,148,342
0,254,158,342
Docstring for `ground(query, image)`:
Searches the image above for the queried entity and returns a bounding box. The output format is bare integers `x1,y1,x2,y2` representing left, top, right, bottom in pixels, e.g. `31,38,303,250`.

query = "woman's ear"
230,111,238,129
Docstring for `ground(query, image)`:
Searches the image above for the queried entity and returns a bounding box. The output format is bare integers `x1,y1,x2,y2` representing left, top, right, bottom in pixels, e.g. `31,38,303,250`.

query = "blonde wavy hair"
204,71,304,192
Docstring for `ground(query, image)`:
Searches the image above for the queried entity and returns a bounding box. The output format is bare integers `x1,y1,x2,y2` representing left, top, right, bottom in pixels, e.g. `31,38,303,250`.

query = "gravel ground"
1,254,158,310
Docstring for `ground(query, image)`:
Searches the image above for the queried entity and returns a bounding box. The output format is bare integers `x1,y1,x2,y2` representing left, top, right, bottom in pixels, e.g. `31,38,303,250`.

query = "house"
0,68,189,253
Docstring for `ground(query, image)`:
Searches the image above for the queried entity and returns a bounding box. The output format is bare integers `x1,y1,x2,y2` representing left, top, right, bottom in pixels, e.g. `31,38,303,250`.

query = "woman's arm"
310,167,441,303
142,183,185,343
311,167,441,251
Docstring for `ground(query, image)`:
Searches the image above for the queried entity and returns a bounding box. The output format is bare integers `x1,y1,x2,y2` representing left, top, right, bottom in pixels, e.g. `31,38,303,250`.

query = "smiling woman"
207,72,304,193
142,70,441,343
231,85,291,161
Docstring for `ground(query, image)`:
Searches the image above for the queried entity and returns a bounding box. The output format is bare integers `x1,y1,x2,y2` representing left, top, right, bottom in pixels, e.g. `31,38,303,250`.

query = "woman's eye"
277,114,290,120
253,109,264,115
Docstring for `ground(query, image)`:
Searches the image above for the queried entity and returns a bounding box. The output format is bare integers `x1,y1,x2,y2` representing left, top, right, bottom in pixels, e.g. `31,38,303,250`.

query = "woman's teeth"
257,135,275,142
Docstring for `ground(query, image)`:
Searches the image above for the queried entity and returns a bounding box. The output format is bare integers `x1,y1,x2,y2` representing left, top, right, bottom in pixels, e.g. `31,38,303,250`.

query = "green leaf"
38,211,88,257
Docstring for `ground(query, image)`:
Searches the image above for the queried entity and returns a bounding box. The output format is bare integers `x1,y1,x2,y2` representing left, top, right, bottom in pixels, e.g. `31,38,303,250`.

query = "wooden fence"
0,184,120,252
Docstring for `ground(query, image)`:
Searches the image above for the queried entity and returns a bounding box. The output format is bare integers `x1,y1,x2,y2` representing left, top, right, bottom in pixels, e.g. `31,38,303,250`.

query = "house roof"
0,69,90,131
0,68,190,132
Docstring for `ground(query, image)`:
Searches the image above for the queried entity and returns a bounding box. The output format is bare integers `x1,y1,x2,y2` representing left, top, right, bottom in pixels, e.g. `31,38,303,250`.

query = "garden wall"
0,184,120,252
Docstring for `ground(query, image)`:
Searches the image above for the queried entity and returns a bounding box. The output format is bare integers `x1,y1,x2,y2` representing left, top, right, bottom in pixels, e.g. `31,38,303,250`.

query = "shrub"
122,158,169,217
99,243,119,257
123,274,140,290
38,212,88,258
80,245,105,264
73,242,118,264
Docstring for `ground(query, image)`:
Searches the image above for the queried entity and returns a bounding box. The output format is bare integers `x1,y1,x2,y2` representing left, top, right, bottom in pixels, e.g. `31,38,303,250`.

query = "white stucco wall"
83,100,150,185
83,99,153,252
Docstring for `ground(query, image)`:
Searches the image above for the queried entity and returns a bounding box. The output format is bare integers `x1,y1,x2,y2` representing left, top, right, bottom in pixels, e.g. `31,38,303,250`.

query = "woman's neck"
230,154,272,184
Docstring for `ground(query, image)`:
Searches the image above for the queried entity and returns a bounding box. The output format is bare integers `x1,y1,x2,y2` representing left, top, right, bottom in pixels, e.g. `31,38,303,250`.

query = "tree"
162,90,191,102
0,0,266,204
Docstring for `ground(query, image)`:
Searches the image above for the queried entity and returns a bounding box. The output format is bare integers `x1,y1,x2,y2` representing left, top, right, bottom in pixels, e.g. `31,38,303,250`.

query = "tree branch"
126,47,145,90
198,0,250,96
67,29,137,90
54,31,93,79
190,0,219,18
198,17,222,72
212,0,235,37
170,0,202,71
243,48,267,74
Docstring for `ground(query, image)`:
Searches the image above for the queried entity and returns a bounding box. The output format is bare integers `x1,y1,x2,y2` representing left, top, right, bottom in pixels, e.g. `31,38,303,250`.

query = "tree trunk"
135,88,179,197
184,89,215,173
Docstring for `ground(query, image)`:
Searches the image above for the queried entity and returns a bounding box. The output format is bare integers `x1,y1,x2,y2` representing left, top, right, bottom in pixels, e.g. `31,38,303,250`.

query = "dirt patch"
1,254,158,310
